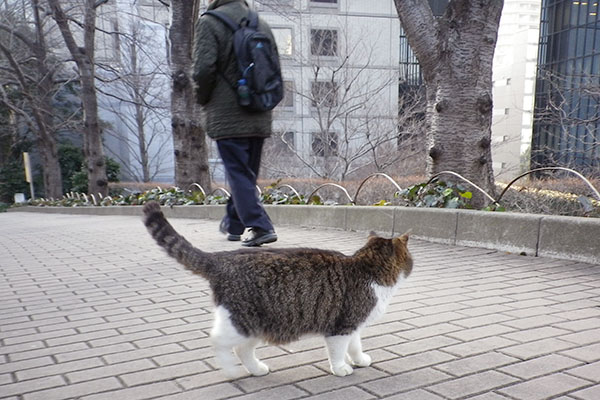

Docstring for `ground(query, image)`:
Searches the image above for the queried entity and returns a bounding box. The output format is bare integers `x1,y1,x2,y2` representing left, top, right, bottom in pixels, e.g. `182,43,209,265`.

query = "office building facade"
531,0,600,174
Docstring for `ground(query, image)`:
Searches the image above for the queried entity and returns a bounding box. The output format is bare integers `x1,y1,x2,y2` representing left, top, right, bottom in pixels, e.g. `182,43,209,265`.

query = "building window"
279,80,295,108
310,29,338,56
272,27,293,56
310,0,338,5
312,131,338,157
311,81,338,107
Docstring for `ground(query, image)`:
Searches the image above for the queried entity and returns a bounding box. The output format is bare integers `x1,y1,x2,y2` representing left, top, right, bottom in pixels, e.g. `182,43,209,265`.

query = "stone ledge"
10,205,600,264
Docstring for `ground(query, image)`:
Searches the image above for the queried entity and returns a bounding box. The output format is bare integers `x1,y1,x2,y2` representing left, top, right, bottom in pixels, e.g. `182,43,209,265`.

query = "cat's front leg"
347,331,371,368
324,335,354,376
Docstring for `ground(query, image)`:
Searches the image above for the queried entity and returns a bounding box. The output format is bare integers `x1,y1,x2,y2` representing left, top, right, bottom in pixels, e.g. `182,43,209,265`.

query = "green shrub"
0,160,29,203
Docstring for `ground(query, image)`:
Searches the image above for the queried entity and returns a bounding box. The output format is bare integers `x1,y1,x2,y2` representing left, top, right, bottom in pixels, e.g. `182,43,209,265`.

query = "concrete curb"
9,205,600,264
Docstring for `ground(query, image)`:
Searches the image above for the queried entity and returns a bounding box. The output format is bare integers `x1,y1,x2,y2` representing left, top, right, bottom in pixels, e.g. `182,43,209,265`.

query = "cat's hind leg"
324,335,353,376
211,306,246,378
347,331,371,368
235,337,270,376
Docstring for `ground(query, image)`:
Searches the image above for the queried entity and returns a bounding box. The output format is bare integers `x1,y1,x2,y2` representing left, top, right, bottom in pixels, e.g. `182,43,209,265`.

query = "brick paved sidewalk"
1,211,599,400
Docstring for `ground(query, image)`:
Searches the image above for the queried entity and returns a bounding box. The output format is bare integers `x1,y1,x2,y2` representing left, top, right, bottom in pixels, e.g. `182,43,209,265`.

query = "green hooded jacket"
192,0,277,140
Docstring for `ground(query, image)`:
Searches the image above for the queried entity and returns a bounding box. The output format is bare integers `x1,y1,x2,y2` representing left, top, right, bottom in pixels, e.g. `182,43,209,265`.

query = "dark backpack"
203,9,284,112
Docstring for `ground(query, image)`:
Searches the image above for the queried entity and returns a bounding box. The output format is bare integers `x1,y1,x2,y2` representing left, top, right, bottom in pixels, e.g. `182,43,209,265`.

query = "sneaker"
242,228,278,247
219,219,241,242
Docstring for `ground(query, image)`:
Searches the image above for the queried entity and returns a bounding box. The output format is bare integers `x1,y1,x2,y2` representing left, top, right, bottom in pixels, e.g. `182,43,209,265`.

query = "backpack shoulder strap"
202,10,239,32
247,10,259,29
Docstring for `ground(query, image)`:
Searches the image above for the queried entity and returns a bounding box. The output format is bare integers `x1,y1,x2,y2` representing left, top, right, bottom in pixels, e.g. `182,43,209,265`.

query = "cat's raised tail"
143,201,211,276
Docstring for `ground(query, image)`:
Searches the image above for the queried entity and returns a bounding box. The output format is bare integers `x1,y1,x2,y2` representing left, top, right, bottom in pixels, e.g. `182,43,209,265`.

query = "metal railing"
34,167,600,213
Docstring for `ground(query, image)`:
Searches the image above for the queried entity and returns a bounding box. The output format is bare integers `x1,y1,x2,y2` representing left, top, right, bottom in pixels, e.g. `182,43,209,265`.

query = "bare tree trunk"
48,0,108,196
394,0,502,206
129,39,150,182
31,0,62,199
169,0,211,191
0,0,63,199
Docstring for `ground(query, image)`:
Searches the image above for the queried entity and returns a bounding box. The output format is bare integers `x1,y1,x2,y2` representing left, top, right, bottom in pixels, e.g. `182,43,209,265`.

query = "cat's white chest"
363,277,405,327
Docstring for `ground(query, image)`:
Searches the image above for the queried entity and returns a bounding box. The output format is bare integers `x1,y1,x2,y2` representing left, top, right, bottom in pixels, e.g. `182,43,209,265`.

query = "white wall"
491,0,542,181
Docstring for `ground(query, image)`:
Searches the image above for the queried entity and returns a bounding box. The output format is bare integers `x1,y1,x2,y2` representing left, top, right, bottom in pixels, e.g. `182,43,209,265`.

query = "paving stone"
445,324,515,341
442,336,516,357
2,211,600,400
387,336,460,356
67,359,156,383
500,338,577,359
0,373,14,385
158,383,243,400
500,326,572,343
403,312,466,328
297,366,388,394
3,329,80,346
360,368,452,397
102,343,184,364
429,370,518,399
236,365,326,393
435,352,519,377
498,354,583,379
376,350,456,374
0,356,54,374
300,386,376,400
55,343,136,363
223,385,307,400
396,323,462,340
562,342,600,363
453,314,514,329
16,357,105,381
565,361,600,382
120,361,210,387
466,393,513,400
560,328,600,345
554,318,600,332
22,377,122,400
501,314,567,329
89,331,161,348
498,373,591,400
383,389,445,400
81,382,182,400
0,376,66,398
571,384,600,400
9,343,90,362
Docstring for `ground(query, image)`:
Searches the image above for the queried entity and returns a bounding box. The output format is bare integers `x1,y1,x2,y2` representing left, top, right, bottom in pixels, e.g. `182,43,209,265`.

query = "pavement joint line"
9,204,600,264
0,211,599,399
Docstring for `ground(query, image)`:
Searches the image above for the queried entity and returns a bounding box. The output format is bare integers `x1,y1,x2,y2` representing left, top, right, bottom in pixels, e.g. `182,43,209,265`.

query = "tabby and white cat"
143,201,413,377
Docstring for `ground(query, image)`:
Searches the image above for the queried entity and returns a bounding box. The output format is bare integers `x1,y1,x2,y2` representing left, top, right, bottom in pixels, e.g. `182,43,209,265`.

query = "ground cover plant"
13,174,599,218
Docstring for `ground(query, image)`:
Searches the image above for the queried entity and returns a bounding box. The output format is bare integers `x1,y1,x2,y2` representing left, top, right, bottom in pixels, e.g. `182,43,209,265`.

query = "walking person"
192,0,280,246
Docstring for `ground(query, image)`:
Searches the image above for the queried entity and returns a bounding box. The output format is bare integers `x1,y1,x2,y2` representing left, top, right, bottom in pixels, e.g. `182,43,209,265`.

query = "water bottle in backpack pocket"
203,9,284,112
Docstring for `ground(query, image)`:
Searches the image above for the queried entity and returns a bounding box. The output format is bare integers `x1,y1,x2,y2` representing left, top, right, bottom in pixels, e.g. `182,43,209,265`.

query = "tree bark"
169,0,211,191
394,0,502,206
0,0,63,199
48,0,108,196
32,0,62,199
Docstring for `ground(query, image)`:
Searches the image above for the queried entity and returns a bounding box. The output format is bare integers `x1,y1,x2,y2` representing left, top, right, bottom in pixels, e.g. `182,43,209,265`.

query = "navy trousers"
216,137,274,235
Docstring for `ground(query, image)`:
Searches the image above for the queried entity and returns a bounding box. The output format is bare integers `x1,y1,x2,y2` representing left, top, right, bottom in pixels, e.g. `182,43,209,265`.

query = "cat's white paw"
331,363,354,377
248,361,270,376
222,366,243,379
351,352,372,368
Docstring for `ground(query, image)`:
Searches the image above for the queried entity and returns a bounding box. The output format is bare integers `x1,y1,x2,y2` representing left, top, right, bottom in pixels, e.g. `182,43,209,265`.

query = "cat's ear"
368,231,378,238
394,232,410,245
